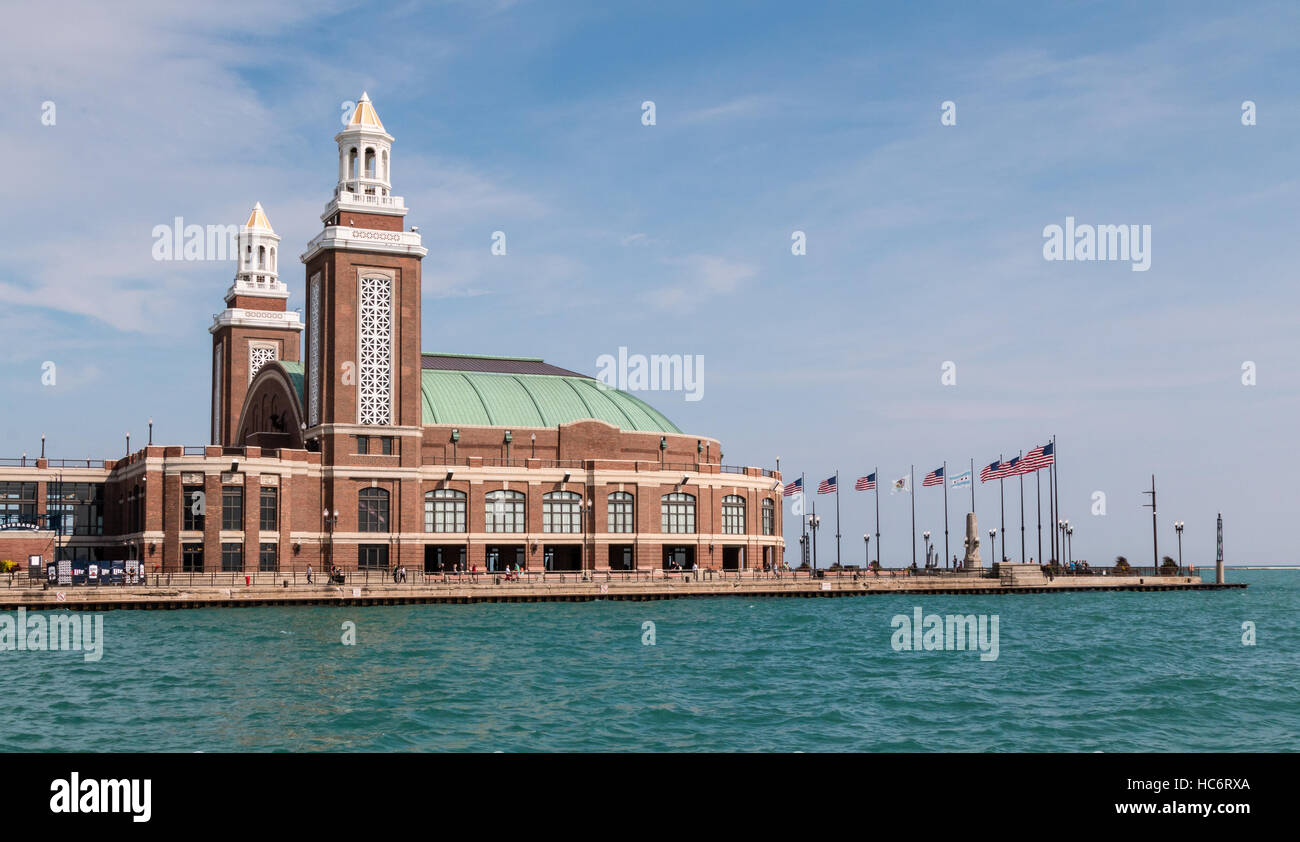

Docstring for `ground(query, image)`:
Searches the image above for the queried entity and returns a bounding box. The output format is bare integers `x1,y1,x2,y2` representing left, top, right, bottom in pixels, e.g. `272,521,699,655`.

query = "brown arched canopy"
235,363,307,450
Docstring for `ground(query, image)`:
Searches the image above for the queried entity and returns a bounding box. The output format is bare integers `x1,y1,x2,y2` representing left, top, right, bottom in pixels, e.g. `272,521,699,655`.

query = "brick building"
0,93,784,577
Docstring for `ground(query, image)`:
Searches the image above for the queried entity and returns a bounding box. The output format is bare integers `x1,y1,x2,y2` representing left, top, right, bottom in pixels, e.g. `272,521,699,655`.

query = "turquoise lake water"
3,570,1296,752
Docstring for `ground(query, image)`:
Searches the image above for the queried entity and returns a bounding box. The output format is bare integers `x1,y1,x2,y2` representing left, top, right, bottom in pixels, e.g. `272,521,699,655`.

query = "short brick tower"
209,203,304,445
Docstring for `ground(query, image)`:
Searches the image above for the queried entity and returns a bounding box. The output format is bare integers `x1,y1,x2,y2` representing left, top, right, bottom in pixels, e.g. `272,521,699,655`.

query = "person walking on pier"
306,565,313,584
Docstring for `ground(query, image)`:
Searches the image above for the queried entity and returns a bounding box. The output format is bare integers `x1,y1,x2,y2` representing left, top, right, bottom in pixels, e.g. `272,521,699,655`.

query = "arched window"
365,148,376,178
245,244,252,269
381,149,389,181
425,488,466,533
269,247,276,273
349,147,358,181
543,491,582,533
722,495,745,534
358,487,389,532
257,245,266,270
485,489,525,533
762,498,775,536
661,492,696,534
608,491,634,533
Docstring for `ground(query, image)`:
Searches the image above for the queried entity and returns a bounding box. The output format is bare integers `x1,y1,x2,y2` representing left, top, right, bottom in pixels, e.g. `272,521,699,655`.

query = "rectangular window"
221,542,243,572
45,482,104,535
484,493,525,533
543,495,582,533
260,487,278,531
0,481,37,527
425,491,466,533
355,435,369,454
358,544,389,569
661,495,696,534
259,543,278,572
380,437,394,455
222,485,243,530
182,485,205,531
762,501,774,536
608,494,634,533
722,498,746,535
182,543,204,572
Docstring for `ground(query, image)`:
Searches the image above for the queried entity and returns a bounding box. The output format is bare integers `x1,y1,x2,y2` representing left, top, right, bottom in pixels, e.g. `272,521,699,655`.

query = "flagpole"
999,453,1005,565
1019,450,1026,564
801,472,807,568
1036,463,1043,567
835,471,841,568
910,464,916,569
969,457,975,514
1049,455,1056,563
874,465,880,568
1050,436,1057,563
943,460,949,569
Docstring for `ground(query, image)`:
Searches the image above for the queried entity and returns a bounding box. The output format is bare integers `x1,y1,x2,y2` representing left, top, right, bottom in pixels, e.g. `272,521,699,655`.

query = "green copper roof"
278,361,305,408
420,370,681,433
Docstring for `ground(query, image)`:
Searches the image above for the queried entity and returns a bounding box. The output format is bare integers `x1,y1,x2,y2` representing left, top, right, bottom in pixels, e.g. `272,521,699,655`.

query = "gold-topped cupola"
324,91,405,222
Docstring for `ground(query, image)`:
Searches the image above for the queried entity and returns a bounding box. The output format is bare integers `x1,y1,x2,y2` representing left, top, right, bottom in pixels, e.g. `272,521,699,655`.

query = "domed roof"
244,202,274,231
344,92,386,132
419,354,681,433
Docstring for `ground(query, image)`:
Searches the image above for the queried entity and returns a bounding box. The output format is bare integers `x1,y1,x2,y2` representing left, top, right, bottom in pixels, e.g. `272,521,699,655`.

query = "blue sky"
2,0,1297,564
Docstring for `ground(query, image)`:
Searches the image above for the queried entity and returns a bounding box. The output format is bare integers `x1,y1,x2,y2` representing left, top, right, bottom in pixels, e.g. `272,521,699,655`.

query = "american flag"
817,475,837,494
1002,456,1022,477
1019,442,1055,472
855,473,876,491
922,466,944,487
783,477,803,497
979,460,1003,483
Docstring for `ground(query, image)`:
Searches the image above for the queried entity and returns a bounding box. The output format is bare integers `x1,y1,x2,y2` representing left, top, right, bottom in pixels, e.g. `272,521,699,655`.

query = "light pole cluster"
863,533,870,567
808,514,821,571
1174,521,1184,575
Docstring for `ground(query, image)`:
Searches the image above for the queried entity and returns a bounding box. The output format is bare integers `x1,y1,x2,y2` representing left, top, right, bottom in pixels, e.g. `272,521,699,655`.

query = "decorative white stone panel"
248,343,277,384
213,342,222,444
308,275,321,427
358,274,393,425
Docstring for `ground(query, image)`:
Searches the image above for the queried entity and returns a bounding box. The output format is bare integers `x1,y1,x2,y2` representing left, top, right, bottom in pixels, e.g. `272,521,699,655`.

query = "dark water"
3,571,1296,752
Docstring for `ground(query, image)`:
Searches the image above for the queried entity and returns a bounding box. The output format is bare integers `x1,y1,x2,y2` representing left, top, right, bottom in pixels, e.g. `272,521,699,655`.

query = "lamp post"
989,528,997,567
809,514,821,572
323,508,340,571
1066,524,1073,566
863,533,870,568
922,531,931,568
1174,521,1184,575
531,432,536,458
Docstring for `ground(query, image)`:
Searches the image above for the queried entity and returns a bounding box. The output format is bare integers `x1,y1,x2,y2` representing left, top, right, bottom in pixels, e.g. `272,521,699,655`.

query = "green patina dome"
268,355,681,434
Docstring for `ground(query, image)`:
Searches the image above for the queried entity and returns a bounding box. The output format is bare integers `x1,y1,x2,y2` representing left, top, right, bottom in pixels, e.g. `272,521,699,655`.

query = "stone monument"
962,512,981,569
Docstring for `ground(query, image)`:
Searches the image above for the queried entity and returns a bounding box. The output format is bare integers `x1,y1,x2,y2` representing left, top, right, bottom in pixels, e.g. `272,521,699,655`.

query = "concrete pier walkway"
0,566,1243,611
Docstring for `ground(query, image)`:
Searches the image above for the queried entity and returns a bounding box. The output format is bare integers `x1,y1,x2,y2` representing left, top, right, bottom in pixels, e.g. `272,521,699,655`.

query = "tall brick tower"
209,203,304,445
301,92,426,448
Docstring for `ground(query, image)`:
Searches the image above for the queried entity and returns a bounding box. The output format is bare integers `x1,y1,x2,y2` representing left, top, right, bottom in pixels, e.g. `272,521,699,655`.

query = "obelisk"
1216,512,1224,585
962,512,982,570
